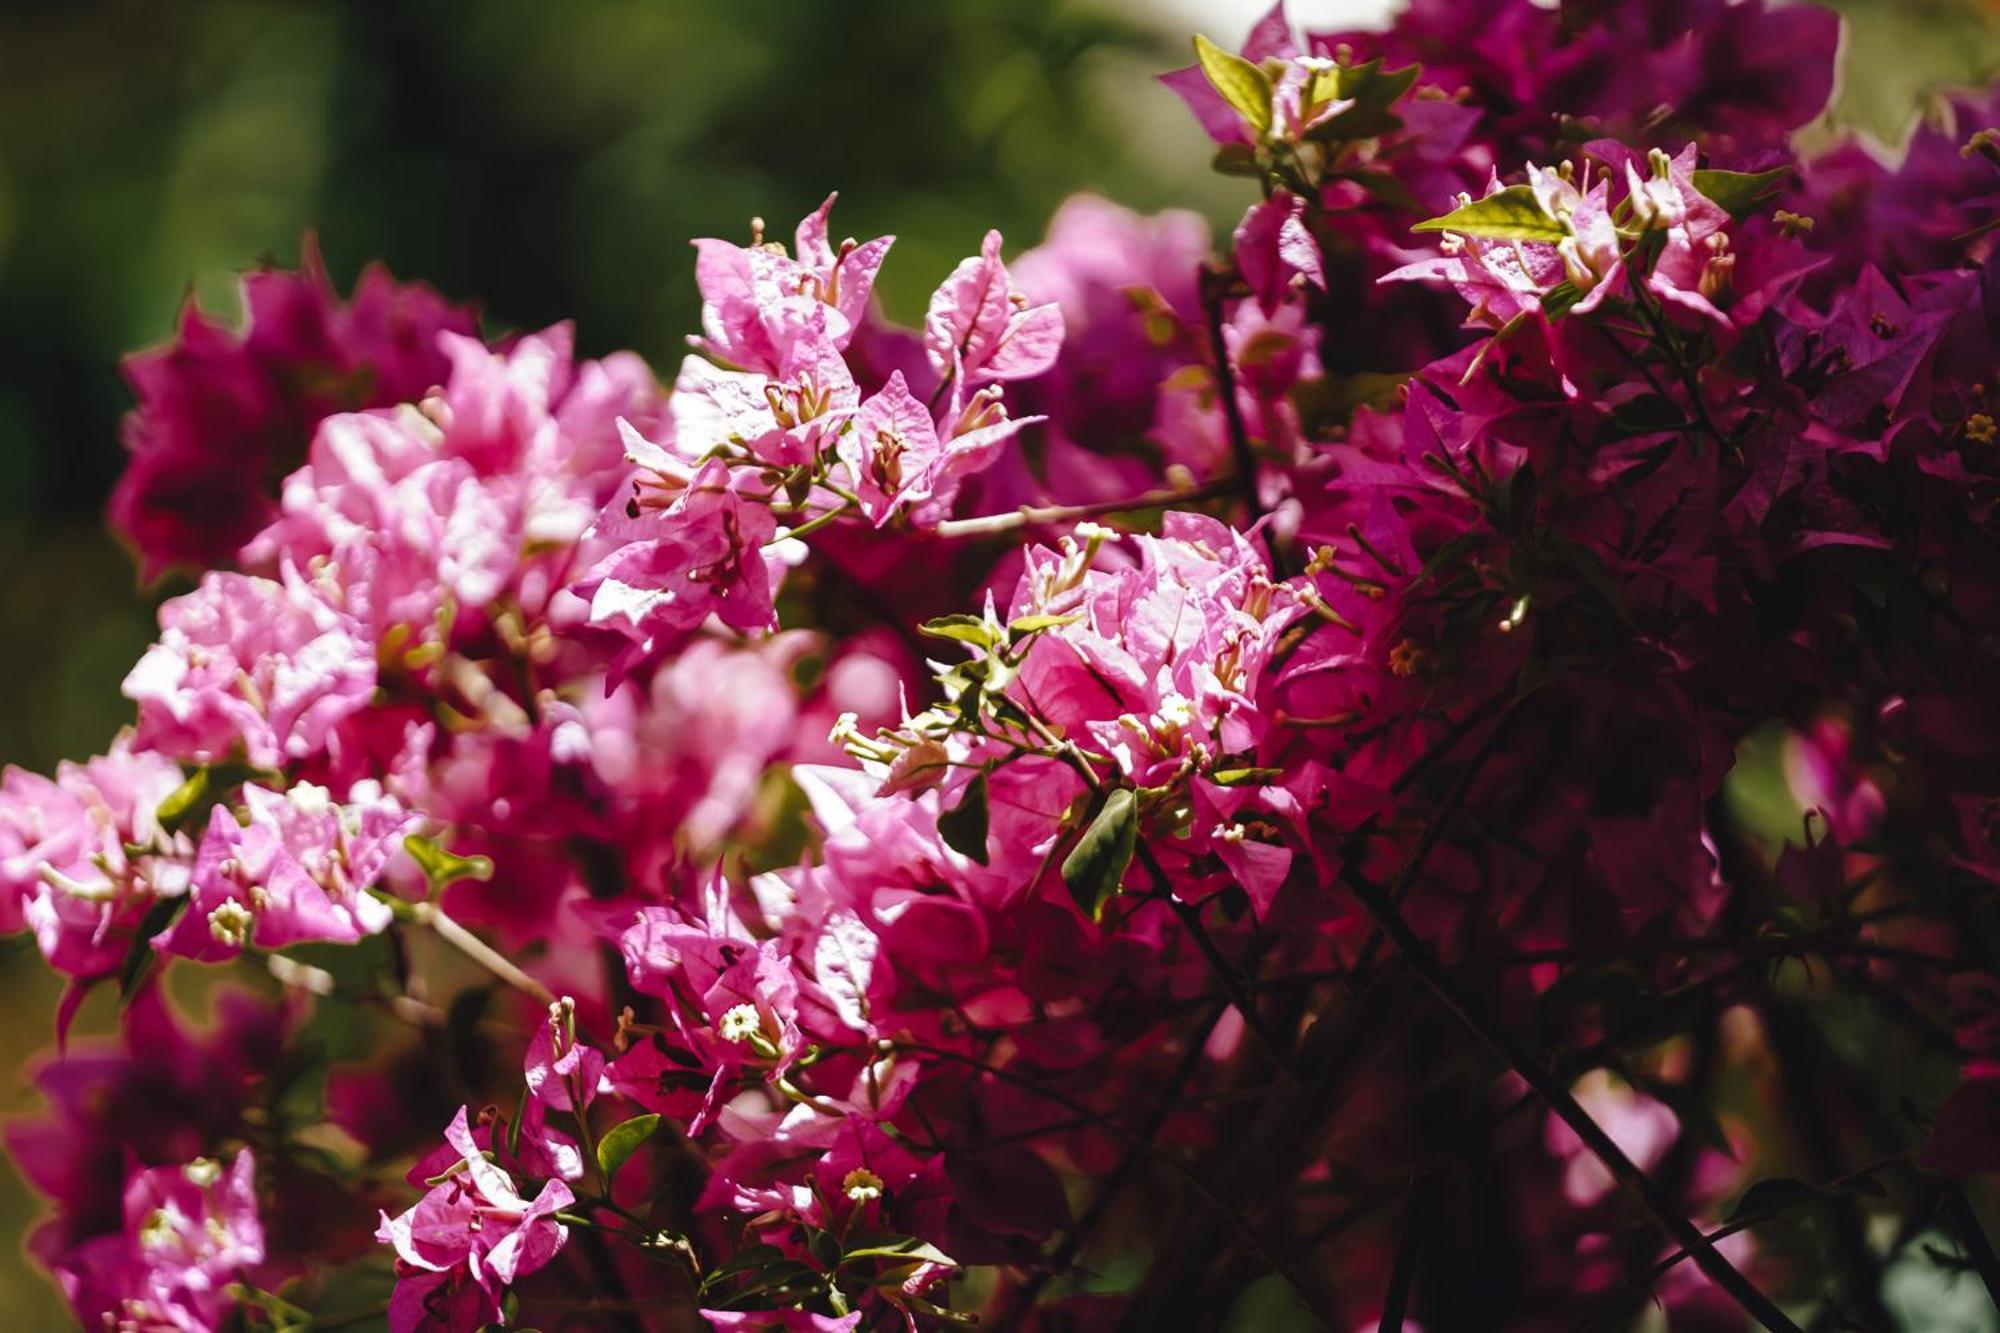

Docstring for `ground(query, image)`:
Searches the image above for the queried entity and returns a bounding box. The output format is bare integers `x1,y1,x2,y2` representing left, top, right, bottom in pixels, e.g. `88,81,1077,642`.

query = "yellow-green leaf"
596,1113,661,1182
1413,184,1568,241
404,835,494,891
1194,34,1273,135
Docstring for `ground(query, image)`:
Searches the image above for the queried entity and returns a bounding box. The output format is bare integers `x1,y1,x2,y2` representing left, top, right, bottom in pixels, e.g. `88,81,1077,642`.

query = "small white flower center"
208,900,255,948
842,1167,885,1203
717,1003,761,1044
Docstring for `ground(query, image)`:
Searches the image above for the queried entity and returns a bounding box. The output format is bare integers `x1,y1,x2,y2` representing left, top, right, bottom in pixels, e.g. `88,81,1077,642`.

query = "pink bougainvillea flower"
1,739,195,980
1235,190,1325,317
47,1151,266,1333
923,230,1065,390
123,569,375,772
376,1107,574,1333
692,195,893,375
575,452,787,687
154,781,416,961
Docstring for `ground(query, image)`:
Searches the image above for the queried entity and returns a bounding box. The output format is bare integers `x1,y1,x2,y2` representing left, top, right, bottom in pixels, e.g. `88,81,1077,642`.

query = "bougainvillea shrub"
5,1,2000,1329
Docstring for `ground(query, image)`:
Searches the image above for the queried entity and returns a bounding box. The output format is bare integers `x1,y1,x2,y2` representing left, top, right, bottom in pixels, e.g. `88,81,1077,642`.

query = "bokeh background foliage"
0,0,1996,1322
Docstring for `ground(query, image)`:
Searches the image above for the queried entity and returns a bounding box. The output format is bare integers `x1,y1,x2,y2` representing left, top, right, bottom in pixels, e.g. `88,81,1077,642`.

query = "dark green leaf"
1843,1174,1887,1199
699,1244,786,1293
1291,371,1412,434
1337,58,1421,109
1606,393,1688,438
1306,104,1404,142
1540,280,1584,319
805,1227,842,1271
937,771,991,865
1304,59,1420,143
1414,185,1568,242
1726,1176,1814,1225
1193,34,1273,135
595,1113,661,1183
1213,143,1264,178
716,1260,824,1307
447,987,494,1093
1339,168,1422,211
119,895,188,1001
838,1231,956,1267
1061,788,1139,921
1690,167,1790,220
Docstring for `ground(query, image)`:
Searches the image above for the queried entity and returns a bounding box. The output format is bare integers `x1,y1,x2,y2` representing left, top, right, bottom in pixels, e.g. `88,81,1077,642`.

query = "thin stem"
1144,867,1300,1081
1349,685,1531,979
1647,1153,1909,1282
1626,278,1730,455
307,1303,392,1332
1002,1002,1230,1318
1460,935,1955,972
932,477,1237,540
1379,1174,1429,1333
896,1040,1338,1331
1341,868,1803,1333
1941,1182,2000,1315
1199,262,1266,530
773,497,855,544
1027,713,1297,1079
413,901,556,1005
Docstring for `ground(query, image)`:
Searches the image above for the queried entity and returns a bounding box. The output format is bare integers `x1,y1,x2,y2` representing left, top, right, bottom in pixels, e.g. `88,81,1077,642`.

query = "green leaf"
1541,537,1635,632
227,1284,316,1332
1305,60,1421,143
714,1260,825,1307
155,768,213,834
1843,1173,1887,1199
1007,612,1082,636
699,1243,786,1293
1306,104,1404,142
937,771,991,866
1413,185,1568,242
838,1231,957,1268
1209,766,1281,787
1290,371,1411,434
595,1113,662,1183
1339,58,1421,108
1539,280,1584,319
1726,1176,1814,1224
403,835,494,892
1690,167,1790,220
918,614,998,649
119,895,188,1001
446,987,493,1093
1061,788,1139,921
1338,168,1422,212
423,1157,476,1188
1605,393,1688,438
1193,34,1273,135
805,1226,843,1271
1212,143,1264,178
155,761,267,836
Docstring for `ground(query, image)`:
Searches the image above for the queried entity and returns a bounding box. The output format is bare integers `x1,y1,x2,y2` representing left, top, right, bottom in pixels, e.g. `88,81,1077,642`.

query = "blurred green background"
0,0,1995,1323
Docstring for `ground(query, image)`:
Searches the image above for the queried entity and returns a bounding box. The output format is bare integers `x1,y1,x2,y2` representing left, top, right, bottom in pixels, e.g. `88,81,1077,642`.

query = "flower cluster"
5,1,2000,1330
